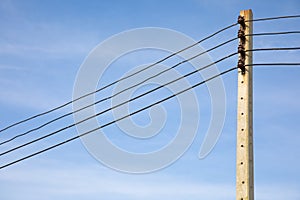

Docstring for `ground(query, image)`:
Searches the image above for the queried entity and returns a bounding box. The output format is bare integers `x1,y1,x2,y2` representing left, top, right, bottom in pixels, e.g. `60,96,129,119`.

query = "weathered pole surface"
236,9,254,200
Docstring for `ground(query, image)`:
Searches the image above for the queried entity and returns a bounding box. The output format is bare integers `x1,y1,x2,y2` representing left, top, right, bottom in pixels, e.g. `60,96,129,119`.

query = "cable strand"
246,63,300,66
246,14,300,22
0,23,238,133
0,52,238,156
246,47,300,52
0,67,236,170
2,14,300,132
0,37,238,146
246,31,300,37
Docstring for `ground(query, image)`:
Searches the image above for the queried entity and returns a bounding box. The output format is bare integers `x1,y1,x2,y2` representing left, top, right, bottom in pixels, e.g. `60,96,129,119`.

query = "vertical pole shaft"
236,9,254,200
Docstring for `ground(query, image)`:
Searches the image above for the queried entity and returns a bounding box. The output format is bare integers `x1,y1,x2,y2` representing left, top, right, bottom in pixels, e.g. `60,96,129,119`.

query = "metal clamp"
238,58,245,74
238,15,245,29
238,29,246,42
238,44,245,57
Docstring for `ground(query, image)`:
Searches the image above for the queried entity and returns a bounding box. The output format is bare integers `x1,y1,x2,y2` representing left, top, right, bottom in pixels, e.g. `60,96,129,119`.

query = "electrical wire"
246,63,300,66
246,47,300,52
246,31,300,37
0,67,236,170
246,14,300,22
245,48,300,67
0,23,238,133
0,37,238,146
2,13,300,132
0,52,238,156
2,13,300,169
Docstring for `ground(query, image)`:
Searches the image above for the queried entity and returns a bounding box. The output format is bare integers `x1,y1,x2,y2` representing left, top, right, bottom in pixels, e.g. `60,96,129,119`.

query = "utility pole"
236,9,254,200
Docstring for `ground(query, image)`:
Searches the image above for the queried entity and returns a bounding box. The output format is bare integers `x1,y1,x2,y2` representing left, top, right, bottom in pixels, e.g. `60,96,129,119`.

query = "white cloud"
0,64,27,71
0,77,66,111
256,183,300,200
0,161,235,200
2,159,298,200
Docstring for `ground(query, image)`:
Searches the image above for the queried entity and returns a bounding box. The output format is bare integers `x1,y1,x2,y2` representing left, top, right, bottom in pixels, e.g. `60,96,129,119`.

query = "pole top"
240,9,253,18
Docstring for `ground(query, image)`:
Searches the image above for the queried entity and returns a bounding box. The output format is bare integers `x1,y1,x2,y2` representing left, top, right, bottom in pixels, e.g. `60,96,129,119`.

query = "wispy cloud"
256,183,300,200
0,2,100,60
0,161,235,200
2,160,299,200
0,77,66,111
0,64,27,71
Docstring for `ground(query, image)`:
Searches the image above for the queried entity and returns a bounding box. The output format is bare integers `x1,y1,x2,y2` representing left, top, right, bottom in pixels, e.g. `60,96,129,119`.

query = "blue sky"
0,0,300,199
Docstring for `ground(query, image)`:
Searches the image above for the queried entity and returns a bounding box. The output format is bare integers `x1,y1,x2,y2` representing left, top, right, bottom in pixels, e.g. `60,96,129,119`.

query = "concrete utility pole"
236,9,254,200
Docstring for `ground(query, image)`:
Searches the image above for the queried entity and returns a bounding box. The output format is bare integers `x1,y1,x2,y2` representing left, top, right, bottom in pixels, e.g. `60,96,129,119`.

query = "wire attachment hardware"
238,58,246,74
238,15,246,29
238,44,245,57
237,14,246,74
238,29,246,42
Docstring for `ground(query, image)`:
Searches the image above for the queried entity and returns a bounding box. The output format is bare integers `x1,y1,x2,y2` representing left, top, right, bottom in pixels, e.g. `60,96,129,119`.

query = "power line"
246,47,300,52
0,23,238,133
247,31,300,37
246,14,300,22
0,52,238,156
2,13,300,169
246,63,300,66
0,67,236,170
1,15,299,132
0,37,238,146
3,13,300,133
